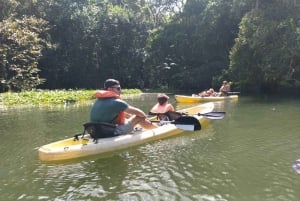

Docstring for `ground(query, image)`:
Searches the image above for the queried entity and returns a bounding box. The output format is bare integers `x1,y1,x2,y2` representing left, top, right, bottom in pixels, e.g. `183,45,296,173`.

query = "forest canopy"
0,0,300,94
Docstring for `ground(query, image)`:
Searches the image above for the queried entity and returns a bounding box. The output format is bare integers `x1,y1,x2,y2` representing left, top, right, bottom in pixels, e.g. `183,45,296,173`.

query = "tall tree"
0,16,50,91
36,0,155,89
224,0,300,93
145,0,245,91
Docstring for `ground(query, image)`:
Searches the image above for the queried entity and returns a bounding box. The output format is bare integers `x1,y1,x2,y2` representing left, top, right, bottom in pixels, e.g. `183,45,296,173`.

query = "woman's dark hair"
157,97,168,105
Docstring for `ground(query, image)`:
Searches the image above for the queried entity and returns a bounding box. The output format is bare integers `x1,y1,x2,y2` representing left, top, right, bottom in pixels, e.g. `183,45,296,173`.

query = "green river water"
0,93,300,201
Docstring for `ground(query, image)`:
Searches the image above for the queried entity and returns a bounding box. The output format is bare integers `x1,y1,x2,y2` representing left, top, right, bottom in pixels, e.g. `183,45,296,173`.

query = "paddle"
149,111,225,131
195,112,225,120
150,111,225,120
174,112,225,130
175,116,201,131
150,116,201,131
226,92,240,95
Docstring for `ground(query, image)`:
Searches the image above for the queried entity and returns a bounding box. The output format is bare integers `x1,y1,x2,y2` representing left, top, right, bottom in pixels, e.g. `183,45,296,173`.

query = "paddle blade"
197,112,225,120
175,124,195,131
174,116,201,131
227,92,240,95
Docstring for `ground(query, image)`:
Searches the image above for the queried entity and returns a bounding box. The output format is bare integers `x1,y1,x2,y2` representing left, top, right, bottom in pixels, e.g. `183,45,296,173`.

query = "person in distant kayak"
90,78,157,135
218,81,231,96
198,88,216,97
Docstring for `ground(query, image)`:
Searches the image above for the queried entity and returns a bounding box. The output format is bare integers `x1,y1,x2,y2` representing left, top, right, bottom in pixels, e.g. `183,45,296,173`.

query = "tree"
145,0,244,91
223,0,300,93
0,16,50,91
37,0,156,89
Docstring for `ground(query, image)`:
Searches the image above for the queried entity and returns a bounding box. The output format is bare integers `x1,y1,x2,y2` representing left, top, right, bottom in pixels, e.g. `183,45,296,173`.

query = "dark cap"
104,79,120,89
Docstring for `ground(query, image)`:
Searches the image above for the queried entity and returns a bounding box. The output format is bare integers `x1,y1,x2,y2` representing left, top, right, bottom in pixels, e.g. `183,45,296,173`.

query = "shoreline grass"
0,89,142,106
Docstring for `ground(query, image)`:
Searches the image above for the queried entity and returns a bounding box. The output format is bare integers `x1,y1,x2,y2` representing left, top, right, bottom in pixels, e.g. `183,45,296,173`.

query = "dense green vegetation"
0,89,141,106
1,0,300,95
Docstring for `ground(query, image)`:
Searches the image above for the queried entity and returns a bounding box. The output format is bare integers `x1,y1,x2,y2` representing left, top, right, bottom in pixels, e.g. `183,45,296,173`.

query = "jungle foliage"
0,0,300,94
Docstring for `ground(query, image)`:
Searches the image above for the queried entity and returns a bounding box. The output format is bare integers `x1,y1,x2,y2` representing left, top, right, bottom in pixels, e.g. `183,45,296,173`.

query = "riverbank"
0,89,142,107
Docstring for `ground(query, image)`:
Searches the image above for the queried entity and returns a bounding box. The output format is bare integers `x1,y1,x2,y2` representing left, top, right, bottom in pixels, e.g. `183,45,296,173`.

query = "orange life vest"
94,90,120,99
93,90,126,125
150,102,174,114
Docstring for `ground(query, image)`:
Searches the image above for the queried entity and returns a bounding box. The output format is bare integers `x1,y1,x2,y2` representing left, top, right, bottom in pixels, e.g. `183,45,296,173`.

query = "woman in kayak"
150,93,176,121
91,78,157,136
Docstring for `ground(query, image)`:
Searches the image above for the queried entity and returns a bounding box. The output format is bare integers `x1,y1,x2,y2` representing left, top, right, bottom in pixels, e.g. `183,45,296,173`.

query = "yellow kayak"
38,102,214,162
175,94,238,103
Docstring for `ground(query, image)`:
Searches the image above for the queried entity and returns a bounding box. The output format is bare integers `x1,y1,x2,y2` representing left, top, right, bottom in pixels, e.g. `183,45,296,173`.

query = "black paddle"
174,116,201,131
151,116,201,131
149,111,225,131
173,112,225,130
195,112,225,120
150,111,225,120
226,92,240,95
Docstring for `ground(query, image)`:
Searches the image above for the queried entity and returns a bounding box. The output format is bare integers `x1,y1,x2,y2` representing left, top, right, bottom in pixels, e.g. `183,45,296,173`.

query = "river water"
0,94,300,201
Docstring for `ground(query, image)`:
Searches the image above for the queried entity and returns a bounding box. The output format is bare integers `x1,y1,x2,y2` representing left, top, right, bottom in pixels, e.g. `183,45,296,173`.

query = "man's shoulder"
115,98,128,104
113,98,129,108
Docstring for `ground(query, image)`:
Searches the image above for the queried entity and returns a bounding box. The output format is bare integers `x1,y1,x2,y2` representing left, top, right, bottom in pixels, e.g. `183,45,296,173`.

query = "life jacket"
94,90,120,99
150,102,174,114
93,90,126,125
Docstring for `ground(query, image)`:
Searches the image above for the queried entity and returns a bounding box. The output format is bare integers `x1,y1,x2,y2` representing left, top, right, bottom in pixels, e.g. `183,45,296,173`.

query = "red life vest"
93,90,126,125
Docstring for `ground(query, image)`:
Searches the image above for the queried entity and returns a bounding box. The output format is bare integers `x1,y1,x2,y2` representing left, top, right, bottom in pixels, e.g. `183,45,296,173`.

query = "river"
1,94,300,201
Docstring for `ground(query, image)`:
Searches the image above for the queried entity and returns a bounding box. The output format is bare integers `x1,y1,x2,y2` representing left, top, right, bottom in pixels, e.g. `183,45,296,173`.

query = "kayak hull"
175,94,238,103
38,102,214,162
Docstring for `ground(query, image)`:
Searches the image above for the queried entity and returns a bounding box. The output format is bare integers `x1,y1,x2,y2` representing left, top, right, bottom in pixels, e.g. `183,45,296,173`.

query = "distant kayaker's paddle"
226,92,240,95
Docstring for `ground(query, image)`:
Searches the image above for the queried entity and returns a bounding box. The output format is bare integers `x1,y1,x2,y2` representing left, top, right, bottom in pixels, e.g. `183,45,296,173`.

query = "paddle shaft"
196,112,225,119
226,92,240,95
150,111,226,120
149,112,226,131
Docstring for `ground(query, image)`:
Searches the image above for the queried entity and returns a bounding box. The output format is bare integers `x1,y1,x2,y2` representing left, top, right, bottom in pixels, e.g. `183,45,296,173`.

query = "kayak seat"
165,111,183,121
149,111,183,121
74,122,117,143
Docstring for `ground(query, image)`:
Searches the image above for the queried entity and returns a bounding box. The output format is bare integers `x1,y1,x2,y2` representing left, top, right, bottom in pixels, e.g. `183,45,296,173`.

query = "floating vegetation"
0,89,142,106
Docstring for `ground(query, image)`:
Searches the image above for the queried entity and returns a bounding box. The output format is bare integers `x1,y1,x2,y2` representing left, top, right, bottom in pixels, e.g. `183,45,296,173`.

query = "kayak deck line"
175,94,238,103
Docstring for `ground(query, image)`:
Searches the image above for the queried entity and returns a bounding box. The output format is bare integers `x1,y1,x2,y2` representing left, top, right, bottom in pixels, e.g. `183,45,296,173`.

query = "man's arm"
125,105,147,118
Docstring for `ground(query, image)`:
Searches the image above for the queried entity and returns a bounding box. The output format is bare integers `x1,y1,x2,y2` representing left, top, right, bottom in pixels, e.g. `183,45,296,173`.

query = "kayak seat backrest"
149,111,183,121
83,122,117,143
165,111,183,121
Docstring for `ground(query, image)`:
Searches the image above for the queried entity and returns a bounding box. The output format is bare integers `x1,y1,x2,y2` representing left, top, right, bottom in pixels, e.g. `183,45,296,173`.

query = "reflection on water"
1,95,300,200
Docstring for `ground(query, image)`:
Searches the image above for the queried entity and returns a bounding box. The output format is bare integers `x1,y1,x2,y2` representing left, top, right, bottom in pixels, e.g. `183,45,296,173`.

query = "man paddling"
218,80,231,96
90,78,157,136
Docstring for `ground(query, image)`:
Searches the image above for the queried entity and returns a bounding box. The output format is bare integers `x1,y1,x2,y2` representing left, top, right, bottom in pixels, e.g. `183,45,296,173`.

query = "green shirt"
90,98,128,123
